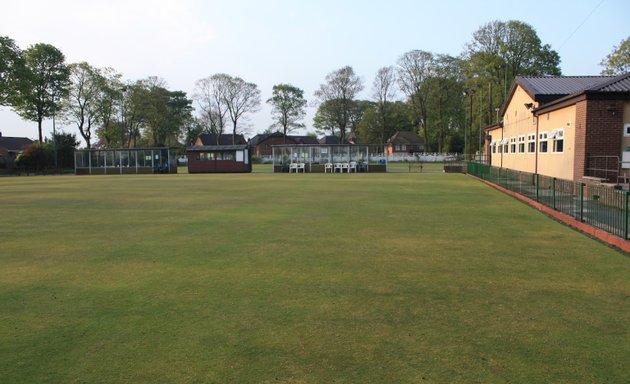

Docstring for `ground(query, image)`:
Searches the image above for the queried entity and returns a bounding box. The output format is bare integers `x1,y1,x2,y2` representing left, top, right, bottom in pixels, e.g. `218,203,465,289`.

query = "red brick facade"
574,98,624,182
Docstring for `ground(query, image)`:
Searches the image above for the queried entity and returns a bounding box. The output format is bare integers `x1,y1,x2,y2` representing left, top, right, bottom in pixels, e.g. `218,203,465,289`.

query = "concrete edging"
468,174,630,254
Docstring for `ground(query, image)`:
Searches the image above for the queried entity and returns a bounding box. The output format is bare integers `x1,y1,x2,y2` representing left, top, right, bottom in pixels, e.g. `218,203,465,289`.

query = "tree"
93,68,124,147
600,37,630,75
61,62,103,149
356,101,414,144
222,75,261,144
0,36,22,106
397,50,434,150
425,55,465,153
462,20,560,132
12,43,70,143
133,77,192,147
15,142,53,172
313,99,371,140
267,84,307,143
48,131,80,168
193,74,230,144
313,66,364,142
371,66,397,143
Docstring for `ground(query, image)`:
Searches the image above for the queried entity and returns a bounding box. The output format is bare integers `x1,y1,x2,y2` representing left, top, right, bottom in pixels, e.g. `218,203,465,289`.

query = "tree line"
1,21,627,157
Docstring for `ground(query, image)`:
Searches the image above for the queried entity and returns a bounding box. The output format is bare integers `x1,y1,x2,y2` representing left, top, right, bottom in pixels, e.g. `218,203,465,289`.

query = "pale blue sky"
1,0,628,143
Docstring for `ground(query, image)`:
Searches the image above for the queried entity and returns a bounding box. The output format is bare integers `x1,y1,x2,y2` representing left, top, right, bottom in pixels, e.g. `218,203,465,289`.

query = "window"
624,124,630,137
539,132,548,153
527,134,536,153
492,142,497,154
552,129,564,153
510,137,517,153
518,136,526,153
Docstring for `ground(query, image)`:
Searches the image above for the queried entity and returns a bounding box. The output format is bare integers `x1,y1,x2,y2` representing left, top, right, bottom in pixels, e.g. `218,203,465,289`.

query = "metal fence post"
536,174,539,202
625,192,629,240
580,183,586,223
552,177,557,210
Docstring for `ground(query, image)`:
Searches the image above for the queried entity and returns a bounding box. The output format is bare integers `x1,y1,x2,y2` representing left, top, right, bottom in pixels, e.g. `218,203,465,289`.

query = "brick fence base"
469,174,630,254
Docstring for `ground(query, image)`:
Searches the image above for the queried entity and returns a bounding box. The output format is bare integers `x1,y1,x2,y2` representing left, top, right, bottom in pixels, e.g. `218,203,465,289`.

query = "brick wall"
573,100,587,180
574,98,623,181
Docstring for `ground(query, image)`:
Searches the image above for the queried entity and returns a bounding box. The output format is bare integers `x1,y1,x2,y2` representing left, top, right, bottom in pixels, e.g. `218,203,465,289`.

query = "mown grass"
0,172,628,383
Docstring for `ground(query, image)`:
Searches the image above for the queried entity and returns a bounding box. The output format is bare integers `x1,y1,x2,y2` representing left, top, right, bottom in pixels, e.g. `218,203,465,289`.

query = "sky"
1,0,628,145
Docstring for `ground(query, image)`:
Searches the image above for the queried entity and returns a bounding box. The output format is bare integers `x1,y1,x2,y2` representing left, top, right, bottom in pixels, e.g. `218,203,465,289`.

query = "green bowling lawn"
1,172,628,383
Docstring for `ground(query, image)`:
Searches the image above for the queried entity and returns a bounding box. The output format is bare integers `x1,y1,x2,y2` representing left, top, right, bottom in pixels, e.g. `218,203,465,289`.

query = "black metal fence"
467,162,630,240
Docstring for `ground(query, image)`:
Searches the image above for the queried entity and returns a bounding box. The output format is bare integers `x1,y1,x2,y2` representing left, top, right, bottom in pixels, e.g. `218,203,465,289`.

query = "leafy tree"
48,131,80,168
313,99,372,140
12,43,70,142
181,116,205,146
267,84,307,143
425,55,465,153
135,77,193,147
313,66,364,142
462,20,560,134
356,101,414,144
0,36,22,106
600,37,630,75
61,62,103,149
397,50,435,150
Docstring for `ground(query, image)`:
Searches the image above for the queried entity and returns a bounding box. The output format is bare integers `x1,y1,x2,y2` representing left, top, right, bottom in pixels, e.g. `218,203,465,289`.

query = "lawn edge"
468,174,630,255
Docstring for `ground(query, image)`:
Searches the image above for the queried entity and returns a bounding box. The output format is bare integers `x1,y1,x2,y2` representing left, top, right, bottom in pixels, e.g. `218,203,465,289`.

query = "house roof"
187,144,248,151
518,76,613,100
248,132,320,147
586,71,630,92
0,135,33,152
292,136,320,145
387,131,424,145
197,133,247,146
319,136,350,145
500,73,630,116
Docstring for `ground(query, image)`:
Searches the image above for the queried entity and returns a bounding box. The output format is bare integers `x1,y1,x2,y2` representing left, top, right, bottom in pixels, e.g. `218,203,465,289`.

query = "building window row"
491,129,564,154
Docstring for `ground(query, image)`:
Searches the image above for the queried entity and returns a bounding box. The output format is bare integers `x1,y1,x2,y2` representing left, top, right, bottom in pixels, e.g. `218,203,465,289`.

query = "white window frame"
552,128,564,153
539,132,548,153
527,133,536,153
518,135,526,153
508,137,516,153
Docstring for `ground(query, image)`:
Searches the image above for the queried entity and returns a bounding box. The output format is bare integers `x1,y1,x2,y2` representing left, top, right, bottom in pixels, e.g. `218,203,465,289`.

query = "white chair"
348,161,357,173
340,163,349,173
334,163,343,173
289,163,298,173
297,163,305,173
324,163,333,173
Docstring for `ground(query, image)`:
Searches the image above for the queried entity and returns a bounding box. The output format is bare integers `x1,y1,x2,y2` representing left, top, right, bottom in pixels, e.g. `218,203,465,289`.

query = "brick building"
249,132,319,159
486,72,630,184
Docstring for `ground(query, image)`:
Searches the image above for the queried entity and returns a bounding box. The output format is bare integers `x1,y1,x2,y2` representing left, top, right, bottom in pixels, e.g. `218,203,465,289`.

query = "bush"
16,143,54,172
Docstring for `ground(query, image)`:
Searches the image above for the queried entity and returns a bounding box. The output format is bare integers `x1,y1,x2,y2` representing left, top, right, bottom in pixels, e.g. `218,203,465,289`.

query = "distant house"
319,136,350,145
250,133,320,159
0,131,33,170
194,133,247,146
486,72,630,183
386,131,425,155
